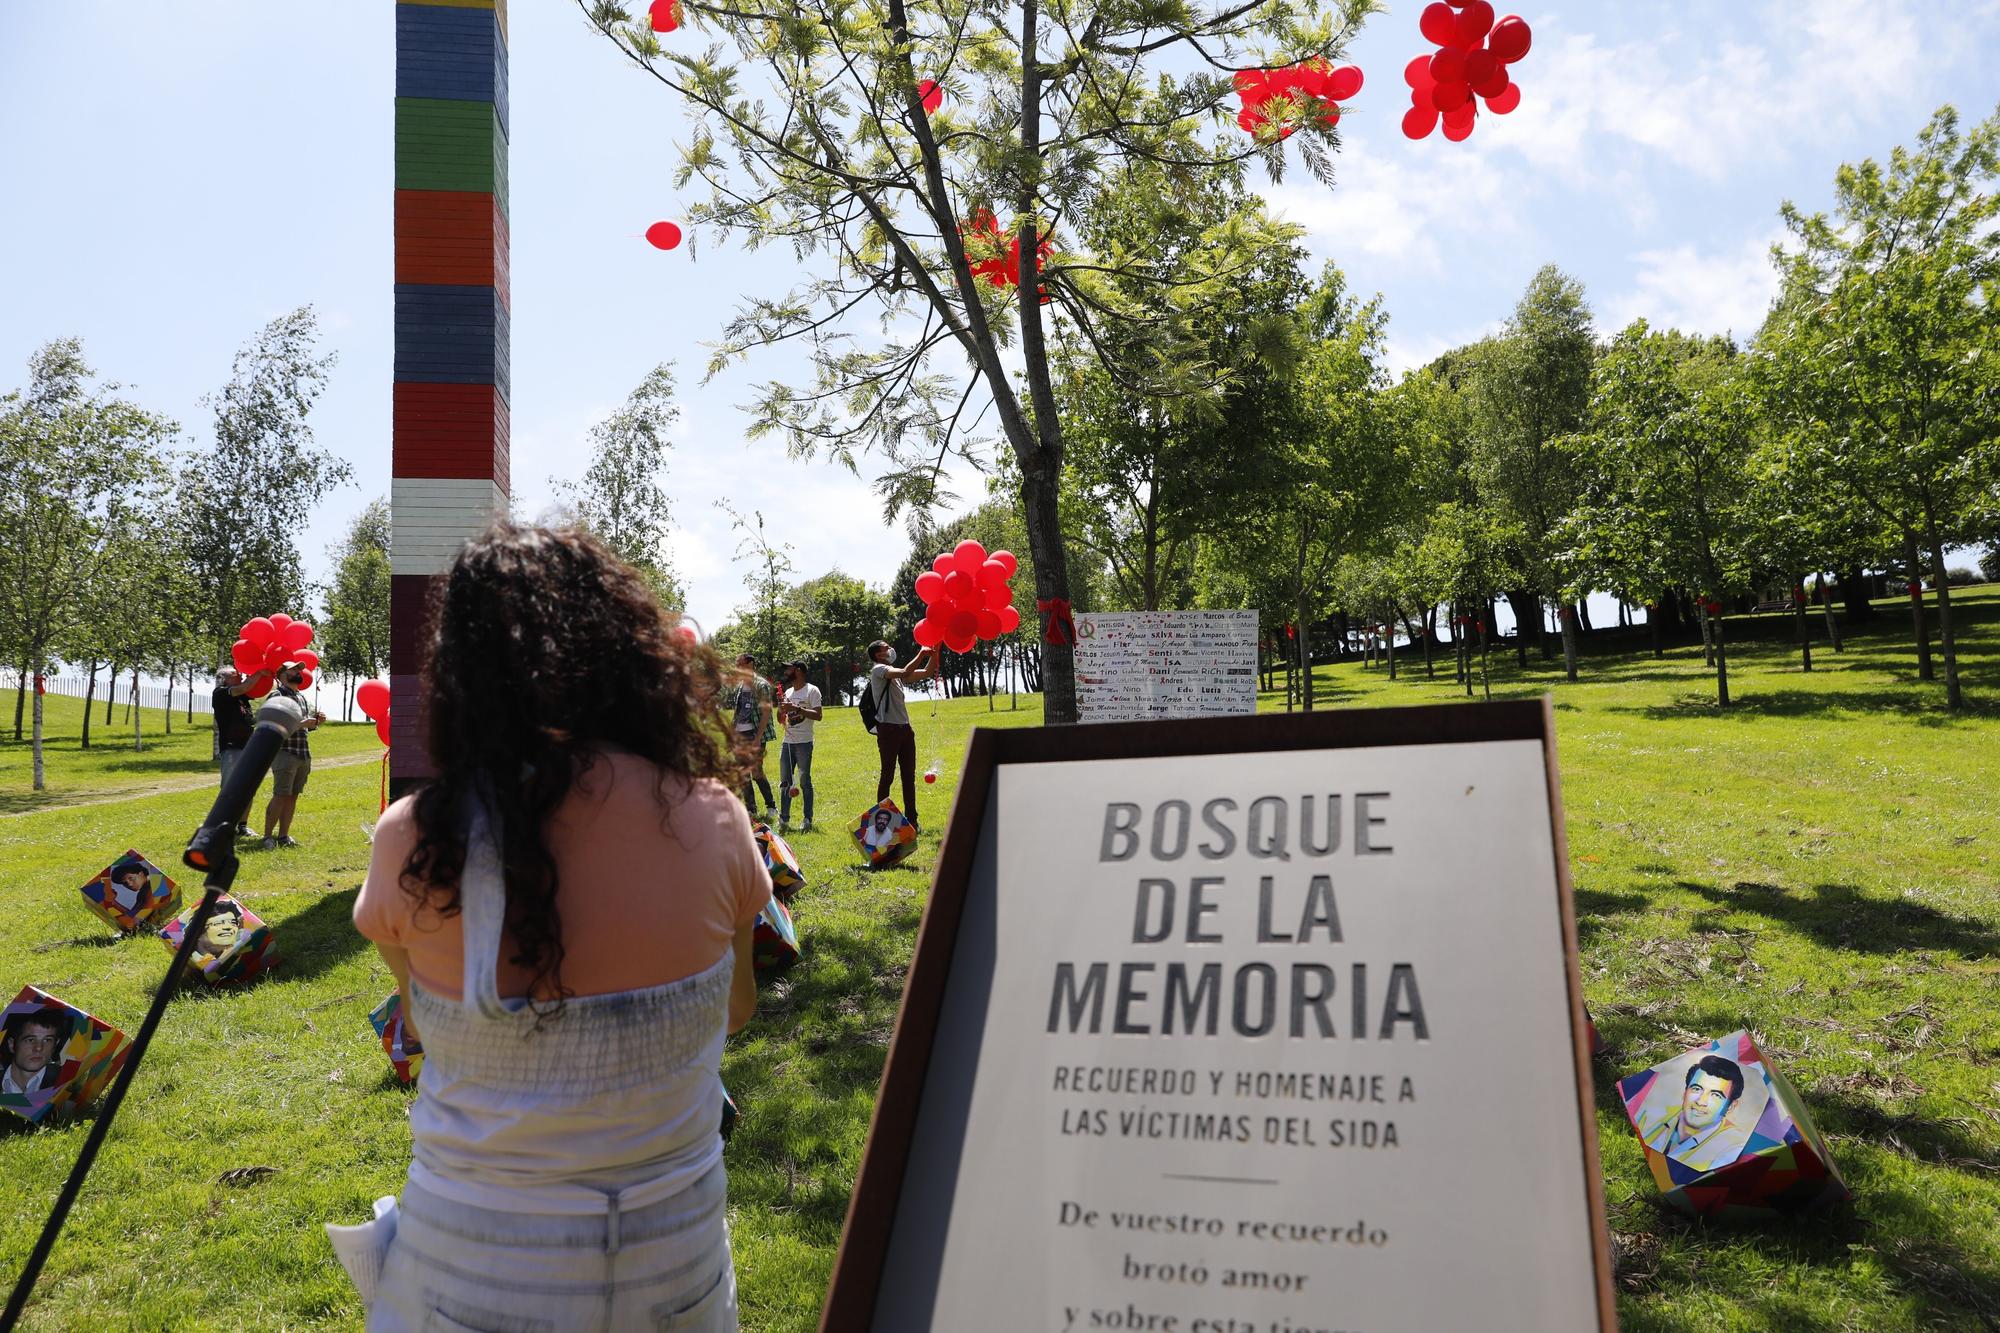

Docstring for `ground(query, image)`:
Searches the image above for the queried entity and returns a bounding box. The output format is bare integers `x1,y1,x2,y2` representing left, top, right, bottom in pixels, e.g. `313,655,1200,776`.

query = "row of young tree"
1049,105,2000,711
0,308,385,790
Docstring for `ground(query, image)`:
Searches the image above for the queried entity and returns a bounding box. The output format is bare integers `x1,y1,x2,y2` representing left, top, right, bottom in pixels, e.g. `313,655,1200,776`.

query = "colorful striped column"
392,0,509,787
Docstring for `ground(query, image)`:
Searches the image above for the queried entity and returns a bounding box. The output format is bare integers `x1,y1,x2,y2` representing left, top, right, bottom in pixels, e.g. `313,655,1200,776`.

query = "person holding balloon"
261,661,324,850
212,664,272,837
866,638,938,831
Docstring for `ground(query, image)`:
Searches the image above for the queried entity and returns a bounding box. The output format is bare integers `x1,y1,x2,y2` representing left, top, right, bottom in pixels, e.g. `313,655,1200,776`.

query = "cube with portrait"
160,896,279,985
850,799,917,870
1617,1030,1847,1217
79,850,181,934
368,991,424,1086
0,987,130,1125
754,823,806,904
752,896,800,978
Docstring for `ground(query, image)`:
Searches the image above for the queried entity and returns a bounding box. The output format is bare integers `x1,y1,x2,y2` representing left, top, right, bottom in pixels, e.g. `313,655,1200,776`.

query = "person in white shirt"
1,1014,64,1097
775,660,823,832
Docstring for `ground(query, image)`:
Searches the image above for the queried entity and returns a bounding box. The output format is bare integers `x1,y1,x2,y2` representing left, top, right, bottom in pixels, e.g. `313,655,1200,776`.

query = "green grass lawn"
0,592,1995,1330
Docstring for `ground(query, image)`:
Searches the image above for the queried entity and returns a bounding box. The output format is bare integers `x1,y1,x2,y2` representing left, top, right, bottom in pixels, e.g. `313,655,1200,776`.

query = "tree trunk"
165,672,173,735
1386,613,1399,681
1901,532,1933,681
1698,603,1715,667
1817,575,1843,652
1017,456,1077,724
1294,520,1313,713
106,668,116,725
1714,613,1730,707
132,670,143,751
1647,603,1663,659
1478,621,1493,700
11,657,25,741
186,664,195,723
31,685,46,792
1559,604,1578,683
1505,590,1534,668
1422,607,1435,679
82,660,97,750
1928,530,1963,710
1837,564,1875,624
1576,599,1593,634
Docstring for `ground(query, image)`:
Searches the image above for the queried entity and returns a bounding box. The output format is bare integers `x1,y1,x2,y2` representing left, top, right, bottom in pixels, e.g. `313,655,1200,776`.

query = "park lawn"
0,591,1991,1330
0,690,385,815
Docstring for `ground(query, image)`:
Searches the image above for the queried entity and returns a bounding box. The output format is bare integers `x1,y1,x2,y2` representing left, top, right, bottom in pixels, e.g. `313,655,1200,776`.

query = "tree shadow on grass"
1610,688,1989,725
1809,1088,2000,1179
1672,879,1998,959
263,888,372,986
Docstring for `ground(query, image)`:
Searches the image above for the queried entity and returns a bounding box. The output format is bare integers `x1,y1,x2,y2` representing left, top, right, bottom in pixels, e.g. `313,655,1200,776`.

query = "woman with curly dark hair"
337,525,766,1331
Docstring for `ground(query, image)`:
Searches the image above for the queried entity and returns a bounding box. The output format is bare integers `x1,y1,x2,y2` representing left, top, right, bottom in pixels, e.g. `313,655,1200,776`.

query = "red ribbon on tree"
1906,581,1922,597
1037,597,1077,647
33,674,45,697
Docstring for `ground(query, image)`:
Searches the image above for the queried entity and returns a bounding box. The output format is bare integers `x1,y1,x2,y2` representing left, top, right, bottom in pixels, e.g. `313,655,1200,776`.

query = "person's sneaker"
909,818,922,835
278,836,301,849
801,821,814,834
778,820,792,833
234,825,254,839
259,836,277,851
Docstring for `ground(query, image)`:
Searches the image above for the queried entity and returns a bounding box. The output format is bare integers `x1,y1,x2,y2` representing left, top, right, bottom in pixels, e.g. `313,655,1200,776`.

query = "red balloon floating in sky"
646,220,684,250
1400,9,1531,140
917,79,944,114
648,0,682,33
1229,57,1362,141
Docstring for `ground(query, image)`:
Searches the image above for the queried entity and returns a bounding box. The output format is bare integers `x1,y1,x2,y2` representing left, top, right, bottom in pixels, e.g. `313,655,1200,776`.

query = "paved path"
1,750,381,818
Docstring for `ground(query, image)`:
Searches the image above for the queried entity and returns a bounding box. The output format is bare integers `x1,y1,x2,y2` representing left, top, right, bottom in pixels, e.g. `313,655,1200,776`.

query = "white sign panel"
1074,611,1259,724
842,708,1611,1332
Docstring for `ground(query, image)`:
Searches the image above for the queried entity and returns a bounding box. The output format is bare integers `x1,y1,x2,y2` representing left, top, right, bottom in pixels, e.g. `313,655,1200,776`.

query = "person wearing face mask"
261,661,325,850
865,639,937,832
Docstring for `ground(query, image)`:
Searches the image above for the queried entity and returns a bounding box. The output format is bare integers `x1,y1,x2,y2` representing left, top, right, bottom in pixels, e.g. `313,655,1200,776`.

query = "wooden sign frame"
819,697,1617,1332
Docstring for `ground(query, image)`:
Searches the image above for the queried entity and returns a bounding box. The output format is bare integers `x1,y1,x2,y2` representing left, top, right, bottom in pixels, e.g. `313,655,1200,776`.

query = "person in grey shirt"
866,639,937,830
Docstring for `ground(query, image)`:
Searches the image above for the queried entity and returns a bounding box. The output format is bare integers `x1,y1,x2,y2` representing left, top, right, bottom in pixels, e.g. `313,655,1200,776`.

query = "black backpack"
858,670,881,734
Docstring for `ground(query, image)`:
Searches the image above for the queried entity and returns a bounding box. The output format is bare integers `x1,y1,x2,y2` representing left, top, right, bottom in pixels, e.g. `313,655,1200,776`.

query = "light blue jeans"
362,1167,738,1331
779,741,813,824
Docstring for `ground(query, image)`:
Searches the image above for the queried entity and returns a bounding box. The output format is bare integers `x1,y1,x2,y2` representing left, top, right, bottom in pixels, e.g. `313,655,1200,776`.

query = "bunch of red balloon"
647,0,682,33
356,679,392,749
1402,2,1530,142
959,209,1054,296
912,541,1021,654
229,615,317,698
1234,58,1364,141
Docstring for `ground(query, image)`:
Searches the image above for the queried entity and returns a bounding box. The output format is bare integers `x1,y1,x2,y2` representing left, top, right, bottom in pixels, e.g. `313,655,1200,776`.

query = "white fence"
3,673,182,715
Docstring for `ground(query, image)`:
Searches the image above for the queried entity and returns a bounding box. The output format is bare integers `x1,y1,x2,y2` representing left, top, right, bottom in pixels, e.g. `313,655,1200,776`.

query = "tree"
576,0,1378,722
175,307,348,661
1472,266,1595,677
321,498,393,716
1760,104,1999,709
1561,324,1757,705
0,340,174,787
720,504,799,670
788,570,893,704
553,363,684,607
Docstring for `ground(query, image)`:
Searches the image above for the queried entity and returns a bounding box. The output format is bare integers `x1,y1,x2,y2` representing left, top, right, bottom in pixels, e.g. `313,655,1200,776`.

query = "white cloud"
1267,136,1523,275
1600,230,1792,342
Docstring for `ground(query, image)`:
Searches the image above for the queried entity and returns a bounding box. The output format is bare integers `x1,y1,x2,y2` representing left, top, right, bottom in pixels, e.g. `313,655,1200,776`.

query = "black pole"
0,702,300,1330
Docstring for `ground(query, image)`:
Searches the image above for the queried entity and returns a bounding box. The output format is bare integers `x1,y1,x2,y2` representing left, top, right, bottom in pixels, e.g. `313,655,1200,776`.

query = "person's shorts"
271,751,312,796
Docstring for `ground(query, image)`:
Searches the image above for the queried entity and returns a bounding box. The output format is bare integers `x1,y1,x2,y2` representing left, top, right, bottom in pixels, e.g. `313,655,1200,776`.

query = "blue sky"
3,1,1997,637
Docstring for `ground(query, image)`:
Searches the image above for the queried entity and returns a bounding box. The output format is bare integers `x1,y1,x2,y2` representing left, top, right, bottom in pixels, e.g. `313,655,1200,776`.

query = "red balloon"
1455,0,1495,46
1486,81,1521,114
996,605,1022,634
283,620,314,652
1444,100,1477,127
1325,65,1364,100
646,221,683,250
230,640,260,673
1233,69,1273,104
293,649,319,671
949,609,978,640
977,558,1010,587
1291,61,1328,99
376,715,392,746
1464,49,1500,87
1237,107,1266,135
1431,80,1472,112
985,580,1014,611
356,679,390,720
1429,47,1467,84
952,539,988,577
1470,61,1510,98
263,643,288,671
269,613,293,632
913,616,944,648
917,79,943,114
915,571,947,604
944,570,978,605
974,608,1002,640
248,675,273,699
648,0,680,32
945,633,977,655
990,550,1018,578
1489,14,1531,62
1442,111,1476,142
241,617,275,649
295,669,315,690
1404,54,1435,88
1403,105,1440,139
931,552,954,575
1418,2,1458,46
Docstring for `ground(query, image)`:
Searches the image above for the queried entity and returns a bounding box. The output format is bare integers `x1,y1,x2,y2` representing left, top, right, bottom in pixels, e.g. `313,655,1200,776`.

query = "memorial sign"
823,700,1614,1332
1074,611,1259,724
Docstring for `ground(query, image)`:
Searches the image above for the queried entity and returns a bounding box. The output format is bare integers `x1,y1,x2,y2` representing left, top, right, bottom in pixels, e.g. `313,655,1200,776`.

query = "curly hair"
400,524,738,1013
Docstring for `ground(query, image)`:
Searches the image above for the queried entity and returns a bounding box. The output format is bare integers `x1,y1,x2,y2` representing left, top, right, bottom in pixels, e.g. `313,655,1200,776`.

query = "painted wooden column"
392,0,509,787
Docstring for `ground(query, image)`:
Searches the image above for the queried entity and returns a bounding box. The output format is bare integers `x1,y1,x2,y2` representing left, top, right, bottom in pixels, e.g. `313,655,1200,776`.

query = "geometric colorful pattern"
1618,1029,1848,1218
368,990,425,1086
720,1079,739,1142
160,896,280,986
78,849,181,934
754,822,806,904
851,799,919,870
752,895,800,978
0,986,131,1125
391,0,511,790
